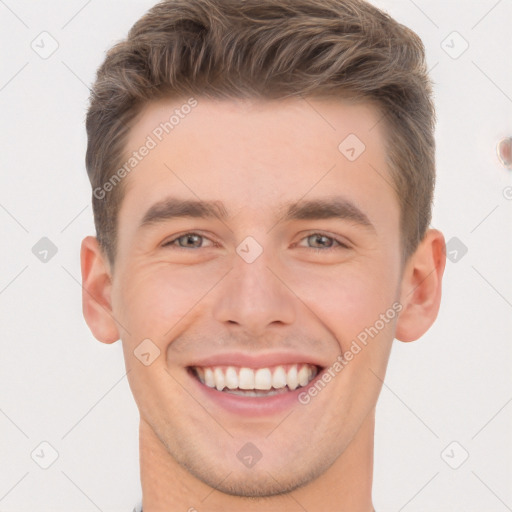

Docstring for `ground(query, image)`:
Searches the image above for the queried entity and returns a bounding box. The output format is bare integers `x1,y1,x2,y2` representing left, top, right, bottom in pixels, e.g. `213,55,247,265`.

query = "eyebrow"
138,196,375,232
139,198,228,228
281,198,375,231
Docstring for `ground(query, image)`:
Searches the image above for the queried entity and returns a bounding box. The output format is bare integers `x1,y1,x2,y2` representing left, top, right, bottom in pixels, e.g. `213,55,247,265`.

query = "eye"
297,233,350,251
162,232,214,249
161,231,349,252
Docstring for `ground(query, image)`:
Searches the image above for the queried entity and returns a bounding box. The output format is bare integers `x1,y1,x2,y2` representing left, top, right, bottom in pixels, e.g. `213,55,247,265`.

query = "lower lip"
187,369,322,417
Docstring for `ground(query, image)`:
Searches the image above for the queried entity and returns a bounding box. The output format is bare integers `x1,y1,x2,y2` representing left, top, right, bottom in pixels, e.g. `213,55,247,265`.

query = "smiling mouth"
189,363,320,397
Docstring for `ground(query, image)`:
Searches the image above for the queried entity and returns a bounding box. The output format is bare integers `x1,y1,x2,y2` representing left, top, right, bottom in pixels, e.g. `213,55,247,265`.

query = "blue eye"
163,233,209,249
299,233,349,251
306,234,334,249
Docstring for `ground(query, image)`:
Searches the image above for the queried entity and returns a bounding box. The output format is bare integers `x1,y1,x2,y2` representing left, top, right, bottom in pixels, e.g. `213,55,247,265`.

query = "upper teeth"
193,364,318,391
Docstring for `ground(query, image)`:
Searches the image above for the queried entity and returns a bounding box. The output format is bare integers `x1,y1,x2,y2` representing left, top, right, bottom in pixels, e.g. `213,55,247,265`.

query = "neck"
139,410,375,512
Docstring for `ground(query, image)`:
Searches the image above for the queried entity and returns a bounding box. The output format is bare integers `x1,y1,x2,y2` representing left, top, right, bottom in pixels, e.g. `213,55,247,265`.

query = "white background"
0,1,511,510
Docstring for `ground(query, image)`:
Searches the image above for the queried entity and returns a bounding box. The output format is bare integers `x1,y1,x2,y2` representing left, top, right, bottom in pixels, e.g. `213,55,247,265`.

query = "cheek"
287,259,399,347
114,263,223,339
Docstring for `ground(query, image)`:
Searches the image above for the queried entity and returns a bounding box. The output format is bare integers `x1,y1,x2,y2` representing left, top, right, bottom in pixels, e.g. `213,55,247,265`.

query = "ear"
395,229,446,342
80,236,120,344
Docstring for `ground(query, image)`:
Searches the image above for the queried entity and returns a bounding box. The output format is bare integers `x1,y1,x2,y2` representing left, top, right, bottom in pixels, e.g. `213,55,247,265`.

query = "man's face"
110,97,403,495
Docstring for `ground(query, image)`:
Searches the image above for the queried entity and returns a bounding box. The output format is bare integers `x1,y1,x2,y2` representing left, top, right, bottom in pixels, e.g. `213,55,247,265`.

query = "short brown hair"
85,0,436,268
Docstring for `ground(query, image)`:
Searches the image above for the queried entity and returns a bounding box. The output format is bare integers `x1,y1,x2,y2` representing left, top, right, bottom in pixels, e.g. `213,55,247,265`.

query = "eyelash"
161,232,350,251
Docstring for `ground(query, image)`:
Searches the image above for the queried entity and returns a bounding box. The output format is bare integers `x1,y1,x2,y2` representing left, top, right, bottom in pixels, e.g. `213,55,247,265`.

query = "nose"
212,247,296,336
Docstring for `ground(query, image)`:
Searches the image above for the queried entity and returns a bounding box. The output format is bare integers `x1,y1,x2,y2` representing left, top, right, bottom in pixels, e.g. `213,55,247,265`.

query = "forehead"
118,96,398,233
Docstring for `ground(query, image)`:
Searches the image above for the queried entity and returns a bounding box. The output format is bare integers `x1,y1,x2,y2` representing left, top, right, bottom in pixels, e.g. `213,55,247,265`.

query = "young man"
81,0,446,510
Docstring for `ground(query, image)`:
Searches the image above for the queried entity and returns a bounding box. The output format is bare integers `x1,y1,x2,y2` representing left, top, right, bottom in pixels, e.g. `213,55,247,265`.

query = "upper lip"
187,352,327,369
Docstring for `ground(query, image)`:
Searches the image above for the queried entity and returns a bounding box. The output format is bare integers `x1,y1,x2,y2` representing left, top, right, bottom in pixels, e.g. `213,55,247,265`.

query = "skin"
81,96,446,511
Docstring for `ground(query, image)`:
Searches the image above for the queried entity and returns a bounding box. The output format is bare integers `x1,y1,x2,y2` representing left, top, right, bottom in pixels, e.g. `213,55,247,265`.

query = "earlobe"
80,236,120,344
395,229,446,342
